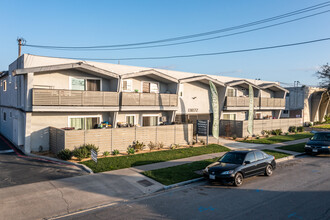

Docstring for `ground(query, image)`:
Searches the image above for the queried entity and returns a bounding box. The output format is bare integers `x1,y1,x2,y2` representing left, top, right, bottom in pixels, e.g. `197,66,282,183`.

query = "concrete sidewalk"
0,151,225,220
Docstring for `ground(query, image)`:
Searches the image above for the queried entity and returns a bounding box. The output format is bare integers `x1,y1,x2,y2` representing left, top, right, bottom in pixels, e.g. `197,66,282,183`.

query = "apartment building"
0,54,290,153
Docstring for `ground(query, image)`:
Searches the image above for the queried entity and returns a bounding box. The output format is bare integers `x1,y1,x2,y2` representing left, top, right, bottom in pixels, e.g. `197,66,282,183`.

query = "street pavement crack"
49,181,70,214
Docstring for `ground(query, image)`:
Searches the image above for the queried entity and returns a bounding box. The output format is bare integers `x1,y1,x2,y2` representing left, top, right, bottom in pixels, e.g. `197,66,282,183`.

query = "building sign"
188,108,198,112
91,149,98,163
197,120,208,136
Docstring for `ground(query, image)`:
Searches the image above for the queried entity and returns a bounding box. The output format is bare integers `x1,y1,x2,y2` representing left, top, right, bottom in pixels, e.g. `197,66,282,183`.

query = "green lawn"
143,158,218,186
262,149,291,159
143,149,291,185
80,144,230,173
240,132,313,144
312,124,330,129
276,143,306,153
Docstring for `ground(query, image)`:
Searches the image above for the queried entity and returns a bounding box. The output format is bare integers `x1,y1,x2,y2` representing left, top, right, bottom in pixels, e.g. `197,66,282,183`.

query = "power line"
44,37,330,61
28,9,330,52
23,1,330,49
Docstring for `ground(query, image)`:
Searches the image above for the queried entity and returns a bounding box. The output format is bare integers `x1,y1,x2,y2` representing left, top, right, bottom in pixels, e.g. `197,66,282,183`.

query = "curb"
26,153,94,174
163,177,204,190
275,152,305,163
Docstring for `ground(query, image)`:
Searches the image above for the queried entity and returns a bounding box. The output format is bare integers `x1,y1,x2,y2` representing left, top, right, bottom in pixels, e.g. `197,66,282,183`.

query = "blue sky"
1,0,329,86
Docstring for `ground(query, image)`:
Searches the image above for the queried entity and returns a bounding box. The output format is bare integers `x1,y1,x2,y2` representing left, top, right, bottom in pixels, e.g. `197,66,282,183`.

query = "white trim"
68,115,102,128
69,76,103,91
140,81,160,93
122,79,133,92
141,114,160,126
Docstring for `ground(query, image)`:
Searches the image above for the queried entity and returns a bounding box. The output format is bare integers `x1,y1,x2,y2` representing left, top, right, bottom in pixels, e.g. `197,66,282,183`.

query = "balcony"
121,92,178,106
260,97,285,108
225,97,260,109
224,97,285,110
32,89,119,106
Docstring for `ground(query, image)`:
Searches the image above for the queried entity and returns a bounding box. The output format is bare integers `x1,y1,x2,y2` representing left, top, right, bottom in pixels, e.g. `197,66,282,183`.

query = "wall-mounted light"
192,97,197,99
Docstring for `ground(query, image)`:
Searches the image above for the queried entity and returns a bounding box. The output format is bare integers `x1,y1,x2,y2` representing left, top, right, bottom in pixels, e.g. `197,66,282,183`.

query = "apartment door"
142,82,150,93
142,116,158,126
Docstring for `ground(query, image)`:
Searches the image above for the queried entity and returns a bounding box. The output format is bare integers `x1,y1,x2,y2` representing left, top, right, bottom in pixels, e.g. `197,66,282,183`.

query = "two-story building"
0,54,292,153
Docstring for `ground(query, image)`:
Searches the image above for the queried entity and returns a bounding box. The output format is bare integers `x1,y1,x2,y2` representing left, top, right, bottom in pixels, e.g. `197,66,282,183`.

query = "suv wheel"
233,173,243,187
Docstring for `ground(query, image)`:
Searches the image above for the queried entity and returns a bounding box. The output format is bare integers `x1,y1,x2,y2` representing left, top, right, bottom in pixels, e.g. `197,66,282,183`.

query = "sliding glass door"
70,117,100,130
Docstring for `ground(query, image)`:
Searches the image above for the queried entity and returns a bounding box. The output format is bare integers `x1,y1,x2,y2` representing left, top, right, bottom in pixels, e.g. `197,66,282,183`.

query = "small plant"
232,134,237,140
84,144,100,156
266,134,269,138
324,114,330,123
72,147,89,161
244,136,248,140
261,130,266,136
127,147,135,155
199,139,206,145
192,140,196,145
57,149,73,160
256,135,260,139
103,151,110,156
272,129,282,136
170,144,180,150
134,89,139,93
265,130,272,135
112,149,120,156
285,132,289,136
157,142,164,149
132,140,145,152
148,141,157,151
297,126,304,132
288,126,297,133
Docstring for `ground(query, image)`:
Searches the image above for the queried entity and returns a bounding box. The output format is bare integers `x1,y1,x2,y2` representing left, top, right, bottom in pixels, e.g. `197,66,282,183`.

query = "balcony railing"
121,92,178,106
225,97,285,108
260,97,285,108
225,97,260,107
32,89,119,106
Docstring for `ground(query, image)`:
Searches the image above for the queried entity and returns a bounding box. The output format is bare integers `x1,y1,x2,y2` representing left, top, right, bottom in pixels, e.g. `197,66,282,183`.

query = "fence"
220,118,303,138
49,124,193,154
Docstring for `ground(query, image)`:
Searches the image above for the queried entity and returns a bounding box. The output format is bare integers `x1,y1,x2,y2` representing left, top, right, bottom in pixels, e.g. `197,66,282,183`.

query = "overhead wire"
23,1,330,49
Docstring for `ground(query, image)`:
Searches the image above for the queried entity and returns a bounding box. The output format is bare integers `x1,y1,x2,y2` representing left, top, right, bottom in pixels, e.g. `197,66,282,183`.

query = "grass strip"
143,158,218,186
312,124,330,129
262,149,291,159
276,143,306,153
240,132,313,144
80,144,230,173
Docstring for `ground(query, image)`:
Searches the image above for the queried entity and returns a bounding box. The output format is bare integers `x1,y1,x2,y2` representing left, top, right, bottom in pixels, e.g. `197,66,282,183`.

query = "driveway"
0,135,86,188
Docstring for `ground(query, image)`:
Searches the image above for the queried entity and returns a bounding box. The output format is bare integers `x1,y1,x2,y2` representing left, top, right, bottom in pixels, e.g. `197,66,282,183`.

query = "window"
223,114,236,120
126,115,135,125
245,152,256,162
122,80,133,92
71,78,101,91
142,82,159,93
283,110,289,114
142,116,158,126
3,112,6,121
227,88,236,97
3,80,7,91
70,117,100,130
255,151,265,161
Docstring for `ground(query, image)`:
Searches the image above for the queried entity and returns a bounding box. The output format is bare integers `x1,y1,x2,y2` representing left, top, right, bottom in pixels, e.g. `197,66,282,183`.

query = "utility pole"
17,38,25,57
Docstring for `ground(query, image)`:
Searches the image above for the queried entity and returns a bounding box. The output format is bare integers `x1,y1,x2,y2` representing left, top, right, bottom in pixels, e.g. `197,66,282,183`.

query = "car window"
261,151,269,158
219,152,245,164
311,133,330,141
255,151,265,160
245,152,256,162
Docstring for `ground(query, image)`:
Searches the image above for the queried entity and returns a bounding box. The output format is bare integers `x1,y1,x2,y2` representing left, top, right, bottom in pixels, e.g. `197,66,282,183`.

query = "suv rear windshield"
311,133,330,141
219,152,246,164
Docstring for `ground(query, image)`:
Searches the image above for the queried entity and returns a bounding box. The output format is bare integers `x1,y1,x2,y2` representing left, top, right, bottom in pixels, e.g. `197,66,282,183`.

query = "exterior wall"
49,124,193,154
29,112,110,152
0,107,25,147
33,69,117,92
220,118,303,138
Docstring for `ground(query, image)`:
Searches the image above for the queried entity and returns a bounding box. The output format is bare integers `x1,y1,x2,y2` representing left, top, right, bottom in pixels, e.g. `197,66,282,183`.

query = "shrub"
170,144,180,150
132,141,145,152
72,147,89,161
266,135,269,138
232,134,237,140
324,114,330,123
199,139,206,145
157,142,164,150
83,144,99,155
112,149,120,156
285,132,289,136
297,126,304,132
103,151,110,156
256,135,260,139
272,129,282,136
148,141,157,151
127,147,135,155
57,149,72,160
288,126,297,133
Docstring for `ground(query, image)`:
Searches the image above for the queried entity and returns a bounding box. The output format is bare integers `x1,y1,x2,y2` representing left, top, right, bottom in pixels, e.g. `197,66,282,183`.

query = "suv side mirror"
244,161,251,165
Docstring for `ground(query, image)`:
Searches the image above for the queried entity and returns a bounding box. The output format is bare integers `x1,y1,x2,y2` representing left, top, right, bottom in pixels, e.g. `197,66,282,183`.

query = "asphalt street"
0,135,86,188
60,156,330,220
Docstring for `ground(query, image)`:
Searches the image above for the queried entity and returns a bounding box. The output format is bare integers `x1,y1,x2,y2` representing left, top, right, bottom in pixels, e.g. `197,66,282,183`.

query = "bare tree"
317,63,330,90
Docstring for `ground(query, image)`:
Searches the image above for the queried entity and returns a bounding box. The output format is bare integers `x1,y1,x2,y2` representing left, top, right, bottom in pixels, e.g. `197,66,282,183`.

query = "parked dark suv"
305,131,330,155
203,150,276,186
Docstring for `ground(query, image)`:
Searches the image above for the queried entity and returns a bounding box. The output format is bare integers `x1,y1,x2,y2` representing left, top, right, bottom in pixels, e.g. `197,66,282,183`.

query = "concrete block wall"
49,124,193,155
